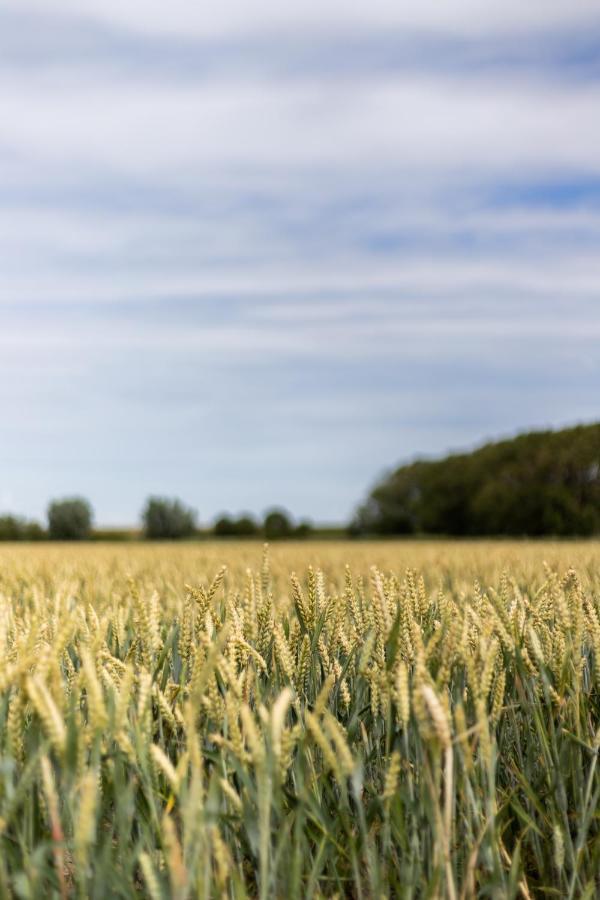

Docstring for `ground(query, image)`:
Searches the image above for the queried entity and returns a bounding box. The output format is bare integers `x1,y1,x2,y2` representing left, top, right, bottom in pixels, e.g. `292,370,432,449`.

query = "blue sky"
1,1,599,526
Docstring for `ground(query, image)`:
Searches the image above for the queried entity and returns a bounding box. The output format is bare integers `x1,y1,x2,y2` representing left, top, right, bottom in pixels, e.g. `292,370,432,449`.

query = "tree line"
352,423,600,537
2,423,598,540
0,497,314,541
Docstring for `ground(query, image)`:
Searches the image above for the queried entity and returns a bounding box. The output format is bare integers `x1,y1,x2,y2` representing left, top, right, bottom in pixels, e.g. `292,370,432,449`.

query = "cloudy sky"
1,1,599,526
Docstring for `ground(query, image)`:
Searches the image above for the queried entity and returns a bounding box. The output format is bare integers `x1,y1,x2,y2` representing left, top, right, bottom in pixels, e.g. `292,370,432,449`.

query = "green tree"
294,519,314,539
234,515,259,537
23,521,46,541
47,497,93,540
142,497,197,540
353,423,600,537
214,515,236,537
263,508,293,540
214,514,260,538
0,515,26,540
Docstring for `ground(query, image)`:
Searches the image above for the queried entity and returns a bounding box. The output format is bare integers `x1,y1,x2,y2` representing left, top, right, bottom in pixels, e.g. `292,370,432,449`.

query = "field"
1,540,600,898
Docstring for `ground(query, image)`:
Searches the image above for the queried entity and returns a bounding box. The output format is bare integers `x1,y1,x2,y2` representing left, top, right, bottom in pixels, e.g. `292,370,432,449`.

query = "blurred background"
1,1,599,528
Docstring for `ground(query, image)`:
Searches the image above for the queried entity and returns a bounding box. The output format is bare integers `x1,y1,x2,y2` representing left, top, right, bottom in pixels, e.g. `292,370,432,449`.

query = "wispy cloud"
1,1,599,523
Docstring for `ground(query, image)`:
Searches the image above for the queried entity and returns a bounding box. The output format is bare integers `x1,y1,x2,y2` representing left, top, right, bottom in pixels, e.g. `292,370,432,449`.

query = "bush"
91,529,135,542
353,423,600,536
0,515,46,541
214,514,260,538
22,521,46,541
47,497,93,540
235,515,260,537
294,520,314,539
214,516,236,537
263,508,293,540
142,497,197,540
0,515,26,541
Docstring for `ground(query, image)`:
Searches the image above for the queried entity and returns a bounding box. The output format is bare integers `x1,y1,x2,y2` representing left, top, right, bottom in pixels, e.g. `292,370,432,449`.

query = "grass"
0,539,599,897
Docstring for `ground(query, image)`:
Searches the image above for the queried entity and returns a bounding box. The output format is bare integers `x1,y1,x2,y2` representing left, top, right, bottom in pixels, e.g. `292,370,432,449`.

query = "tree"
294,519,314,539
47,497,93,540
214,514,259,538
0,515,46,541
23,521,46,541
142,497,197,540
352,423,600,537
214,515,235,537
234,515,259,537
263,508,293,540
0,515,26,541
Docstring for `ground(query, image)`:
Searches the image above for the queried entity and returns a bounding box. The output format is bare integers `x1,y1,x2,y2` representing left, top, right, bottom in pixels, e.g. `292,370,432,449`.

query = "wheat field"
1,539,600,898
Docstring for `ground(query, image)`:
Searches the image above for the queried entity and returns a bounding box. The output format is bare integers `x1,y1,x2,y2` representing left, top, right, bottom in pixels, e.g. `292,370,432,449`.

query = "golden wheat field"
1,539,600,898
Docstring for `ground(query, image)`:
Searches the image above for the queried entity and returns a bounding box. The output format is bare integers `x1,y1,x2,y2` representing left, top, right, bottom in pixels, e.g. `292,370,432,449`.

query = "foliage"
47,497,93,540
90,528,136,542
142,496,197,540
215,512,312,540
214,514,260,537
0,541,600,896
0,515,45,541
23,520,46,540
354,422,600,535
294,519,314,539
235,515,260,536
263,508,293,539
0,515,25,540
213,515,236,536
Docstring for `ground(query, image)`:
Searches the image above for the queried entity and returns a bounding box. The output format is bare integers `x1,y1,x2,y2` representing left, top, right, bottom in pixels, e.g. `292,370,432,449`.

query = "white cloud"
0,0,599,522
12,0,600,38
2,75,600,177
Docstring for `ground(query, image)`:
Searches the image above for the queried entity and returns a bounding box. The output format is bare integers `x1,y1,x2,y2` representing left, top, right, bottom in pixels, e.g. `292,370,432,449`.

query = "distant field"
1,540,600,896
2,537,599,588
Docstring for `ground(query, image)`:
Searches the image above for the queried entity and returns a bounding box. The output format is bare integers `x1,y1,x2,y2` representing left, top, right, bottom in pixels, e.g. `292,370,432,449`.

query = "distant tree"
23,521,46,541
352,423,600,537
47,497,93,540
142,497,197,540
214,515,236,537
0,515,26,541
263,508,293,540
234,515,259,537
0,515,46,541
294,519,314,539
214,514,260,538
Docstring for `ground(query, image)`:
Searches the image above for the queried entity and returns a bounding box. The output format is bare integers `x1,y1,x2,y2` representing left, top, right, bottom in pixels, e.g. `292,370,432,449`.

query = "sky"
1,1,600,527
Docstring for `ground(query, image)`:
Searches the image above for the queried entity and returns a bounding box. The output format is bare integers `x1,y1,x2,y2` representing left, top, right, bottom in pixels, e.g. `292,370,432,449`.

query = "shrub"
214,515,236,537
0,515,46,541
263,508,293,539
47,497,93,540
142,497,197,540
0,515,26,541
214,514,260,538
22,521,46,541
354,423,600,536
235,515,260,536
294,519,314,538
